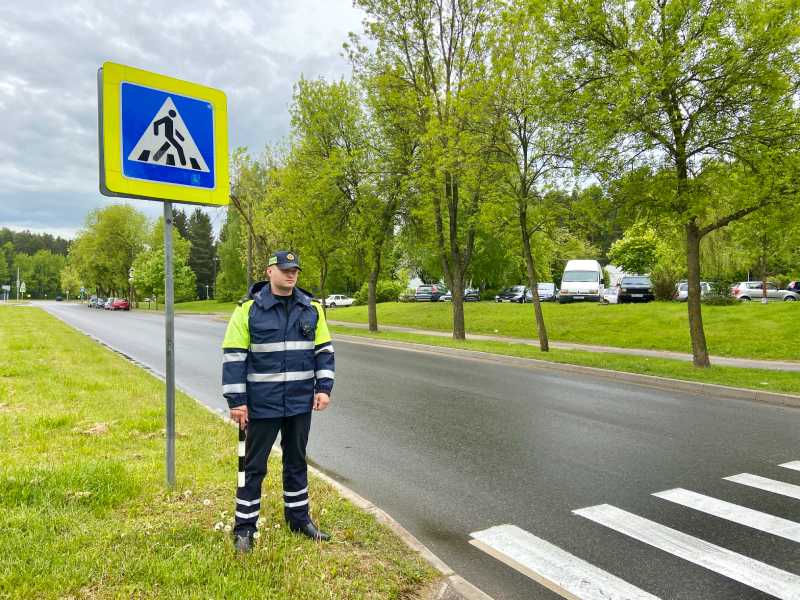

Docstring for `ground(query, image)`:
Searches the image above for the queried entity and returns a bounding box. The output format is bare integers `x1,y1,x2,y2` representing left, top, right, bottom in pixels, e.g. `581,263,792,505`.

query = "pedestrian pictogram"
128,98,209,172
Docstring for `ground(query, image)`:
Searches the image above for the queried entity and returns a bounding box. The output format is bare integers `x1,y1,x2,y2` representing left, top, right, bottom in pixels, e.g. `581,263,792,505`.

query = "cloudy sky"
0,0,365,239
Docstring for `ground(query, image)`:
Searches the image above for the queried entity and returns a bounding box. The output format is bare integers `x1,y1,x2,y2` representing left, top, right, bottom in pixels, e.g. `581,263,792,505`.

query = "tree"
172,209,189,240
215,208,248,302
553,0,800,366
132,218,196,303
353,0,496,340
187,208,215,299
60,263,83,298
607,222,659,275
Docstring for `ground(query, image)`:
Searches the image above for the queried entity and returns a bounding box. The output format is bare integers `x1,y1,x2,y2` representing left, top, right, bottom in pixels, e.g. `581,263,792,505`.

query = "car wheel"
784,296,797,302
739,296,751,302
330,303,336,307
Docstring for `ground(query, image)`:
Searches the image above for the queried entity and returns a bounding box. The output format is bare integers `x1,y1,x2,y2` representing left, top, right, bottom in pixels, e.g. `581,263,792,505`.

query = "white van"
558,260,604,303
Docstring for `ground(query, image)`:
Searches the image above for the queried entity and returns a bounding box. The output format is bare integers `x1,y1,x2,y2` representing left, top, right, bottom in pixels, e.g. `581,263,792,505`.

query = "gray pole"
16,267,19,301
164,202,176,488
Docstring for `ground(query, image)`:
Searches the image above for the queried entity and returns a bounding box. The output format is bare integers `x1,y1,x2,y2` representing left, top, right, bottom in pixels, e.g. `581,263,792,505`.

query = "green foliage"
13,250,65,298
352,279,406,305
215,208,248,302
0,228,69,256
187,208,216,297
608,223,659,274
131,218,196,303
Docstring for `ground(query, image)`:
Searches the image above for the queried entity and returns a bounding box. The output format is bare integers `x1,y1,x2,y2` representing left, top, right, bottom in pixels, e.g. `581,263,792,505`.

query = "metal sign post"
98,62,229,489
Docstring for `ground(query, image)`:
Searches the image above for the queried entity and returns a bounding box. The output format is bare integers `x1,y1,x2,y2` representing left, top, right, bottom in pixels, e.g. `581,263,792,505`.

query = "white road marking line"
724,473,800,501
573,504,800,600
779,461,800,472
469,524,660,600
653,488,800,543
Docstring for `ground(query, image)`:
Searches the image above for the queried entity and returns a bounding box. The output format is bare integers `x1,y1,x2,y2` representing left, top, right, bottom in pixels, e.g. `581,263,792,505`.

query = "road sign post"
98,62,229,488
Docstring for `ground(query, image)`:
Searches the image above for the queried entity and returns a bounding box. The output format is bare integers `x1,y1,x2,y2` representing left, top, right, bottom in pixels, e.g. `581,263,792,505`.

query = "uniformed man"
221,250,335,553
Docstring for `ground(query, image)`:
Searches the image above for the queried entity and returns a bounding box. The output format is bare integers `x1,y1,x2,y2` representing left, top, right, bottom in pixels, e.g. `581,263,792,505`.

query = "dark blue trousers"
234,412,312,534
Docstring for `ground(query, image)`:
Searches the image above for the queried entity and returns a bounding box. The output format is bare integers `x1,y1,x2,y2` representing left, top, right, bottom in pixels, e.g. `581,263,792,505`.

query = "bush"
703,280,737,305
481,288,501,301
353,280,407,305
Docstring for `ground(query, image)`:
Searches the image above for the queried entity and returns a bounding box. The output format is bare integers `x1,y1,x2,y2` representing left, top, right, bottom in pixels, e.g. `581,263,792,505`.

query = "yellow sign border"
99,62,229,206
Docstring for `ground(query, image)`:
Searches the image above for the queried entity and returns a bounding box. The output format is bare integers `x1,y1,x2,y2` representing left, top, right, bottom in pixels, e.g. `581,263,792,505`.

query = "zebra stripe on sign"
469,524,660,599
574,504,800,600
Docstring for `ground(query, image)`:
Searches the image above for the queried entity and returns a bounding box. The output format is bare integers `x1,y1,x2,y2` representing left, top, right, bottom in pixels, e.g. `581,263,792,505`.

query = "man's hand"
230,405,248,429
313,392,330,411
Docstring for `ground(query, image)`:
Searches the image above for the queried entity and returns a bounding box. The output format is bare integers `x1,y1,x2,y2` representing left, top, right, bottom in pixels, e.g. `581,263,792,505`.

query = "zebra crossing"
470,461,800,599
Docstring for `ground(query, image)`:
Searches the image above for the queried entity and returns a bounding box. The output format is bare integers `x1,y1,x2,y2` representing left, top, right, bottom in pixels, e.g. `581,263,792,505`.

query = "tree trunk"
521,223,549,352
685,220,710,367
451,269,466,340
367,266,379,332
446,172,466,340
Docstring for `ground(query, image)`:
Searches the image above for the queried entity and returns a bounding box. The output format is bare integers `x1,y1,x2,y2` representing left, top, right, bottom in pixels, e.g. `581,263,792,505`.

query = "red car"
111,298,130,311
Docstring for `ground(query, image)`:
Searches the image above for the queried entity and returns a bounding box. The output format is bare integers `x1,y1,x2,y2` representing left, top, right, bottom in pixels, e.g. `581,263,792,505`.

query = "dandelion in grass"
203,498,211,506
224,524,232,533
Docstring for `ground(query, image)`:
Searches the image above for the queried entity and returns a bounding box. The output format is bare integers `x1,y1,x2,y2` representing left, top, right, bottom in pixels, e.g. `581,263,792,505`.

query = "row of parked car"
673,281,800,302
88,296,130,310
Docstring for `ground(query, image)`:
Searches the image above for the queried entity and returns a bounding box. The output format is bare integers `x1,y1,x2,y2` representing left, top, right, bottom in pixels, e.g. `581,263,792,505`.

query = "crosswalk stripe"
724,473,800,501
469,524,660,600
653,488,800,543
779,461,800,472
573,504,800,600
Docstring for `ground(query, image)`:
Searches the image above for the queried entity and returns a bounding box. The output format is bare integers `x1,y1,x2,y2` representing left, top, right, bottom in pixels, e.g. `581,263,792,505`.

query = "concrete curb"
333,333,800,409
42,307,493,600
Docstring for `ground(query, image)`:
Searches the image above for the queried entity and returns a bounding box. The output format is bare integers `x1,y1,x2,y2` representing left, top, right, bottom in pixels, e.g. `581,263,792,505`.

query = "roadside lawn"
329,326,800,397
0,306,436,599
328,301,798,361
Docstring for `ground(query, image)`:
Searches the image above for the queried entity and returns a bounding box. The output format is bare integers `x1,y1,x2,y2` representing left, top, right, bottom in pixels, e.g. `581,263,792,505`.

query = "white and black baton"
237,425,246,489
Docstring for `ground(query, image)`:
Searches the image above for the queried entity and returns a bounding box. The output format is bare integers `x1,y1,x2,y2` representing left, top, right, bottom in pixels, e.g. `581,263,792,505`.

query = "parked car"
91,297,106,308
324,294,354,307
730,281,799,302
618,275,655,303
441,288,480,302
104,297,115,309
602,286,619,304
111,298,131,311
415,284,446,302
495,285,528,303
55,295,63,301
88,295,98,307
786,281,800,295
558,260,604,303
674,281,712,301
531,282,558,302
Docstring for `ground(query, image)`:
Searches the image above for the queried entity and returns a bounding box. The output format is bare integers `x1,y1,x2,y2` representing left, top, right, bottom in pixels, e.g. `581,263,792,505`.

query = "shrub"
703,280,737,305
353,279,407,305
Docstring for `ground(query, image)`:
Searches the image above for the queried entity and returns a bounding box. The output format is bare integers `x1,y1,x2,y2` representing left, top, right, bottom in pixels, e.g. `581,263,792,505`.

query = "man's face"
267,265,299,292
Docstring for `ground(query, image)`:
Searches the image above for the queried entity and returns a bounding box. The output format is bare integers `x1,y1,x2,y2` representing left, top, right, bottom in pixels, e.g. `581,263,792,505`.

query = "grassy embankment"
0,306,436,599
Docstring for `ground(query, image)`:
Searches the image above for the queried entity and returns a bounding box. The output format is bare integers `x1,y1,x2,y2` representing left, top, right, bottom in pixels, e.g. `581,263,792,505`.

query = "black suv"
618,276,654,303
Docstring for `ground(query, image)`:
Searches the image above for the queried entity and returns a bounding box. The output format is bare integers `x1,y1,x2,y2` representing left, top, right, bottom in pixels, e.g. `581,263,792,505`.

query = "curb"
333,333,800,409
41,307,493,600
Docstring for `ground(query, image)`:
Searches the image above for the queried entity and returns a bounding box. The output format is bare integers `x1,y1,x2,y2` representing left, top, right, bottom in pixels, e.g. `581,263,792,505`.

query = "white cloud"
0,0,364,234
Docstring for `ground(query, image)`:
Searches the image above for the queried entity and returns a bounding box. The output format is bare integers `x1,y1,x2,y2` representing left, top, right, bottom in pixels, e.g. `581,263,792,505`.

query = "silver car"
675,281,712,301
731,281,799,302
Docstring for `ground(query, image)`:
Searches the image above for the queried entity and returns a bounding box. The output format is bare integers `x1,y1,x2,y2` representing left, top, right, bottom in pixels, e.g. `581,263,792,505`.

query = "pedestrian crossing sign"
98,62,229,206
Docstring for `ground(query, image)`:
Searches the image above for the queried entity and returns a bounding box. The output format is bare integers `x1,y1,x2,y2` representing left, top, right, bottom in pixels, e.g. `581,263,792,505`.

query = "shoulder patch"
237,294,249,306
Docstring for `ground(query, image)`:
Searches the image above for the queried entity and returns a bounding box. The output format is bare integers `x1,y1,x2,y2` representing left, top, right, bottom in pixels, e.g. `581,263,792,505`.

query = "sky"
0,0,365,239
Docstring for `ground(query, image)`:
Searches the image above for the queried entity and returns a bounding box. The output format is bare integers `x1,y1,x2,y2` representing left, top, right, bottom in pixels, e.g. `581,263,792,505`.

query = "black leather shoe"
288,520,330,541
233,530,255,553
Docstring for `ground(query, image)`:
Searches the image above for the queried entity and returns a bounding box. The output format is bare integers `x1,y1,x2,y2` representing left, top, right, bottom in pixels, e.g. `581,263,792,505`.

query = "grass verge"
330,325,800,397
327,301,800,361
0,307,436,599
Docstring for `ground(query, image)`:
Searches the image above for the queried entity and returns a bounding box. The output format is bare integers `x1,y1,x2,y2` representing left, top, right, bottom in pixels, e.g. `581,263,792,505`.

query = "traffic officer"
221,250,335,553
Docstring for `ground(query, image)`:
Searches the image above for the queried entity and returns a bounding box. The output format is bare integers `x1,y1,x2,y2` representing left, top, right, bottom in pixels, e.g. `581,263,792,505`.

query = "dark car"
618,276,655,303
787,281,800,295
495,285,528,303
440,288,480,302
92,297,106,308
415,284,446,302
55,295,63,301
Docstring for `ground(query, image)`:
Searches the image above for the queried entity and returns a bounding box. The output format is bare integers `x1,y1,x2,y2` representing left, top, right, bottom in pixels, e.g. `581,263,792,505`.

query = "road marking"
780,461,800,472
653,488,800,543
724,473,800,501
469,524,660,600
573,504,800,600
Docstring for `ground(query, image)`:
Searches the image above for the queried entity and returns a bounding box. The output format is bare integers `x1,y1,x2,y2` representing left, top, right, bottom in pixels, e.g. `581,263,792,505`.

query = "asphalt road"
41,302,800,600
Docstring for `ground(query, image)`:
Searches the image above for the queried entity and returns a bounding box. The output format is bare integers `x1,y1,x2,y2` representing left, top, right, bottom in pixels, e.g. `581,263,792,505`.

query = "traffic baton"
237,425,246,488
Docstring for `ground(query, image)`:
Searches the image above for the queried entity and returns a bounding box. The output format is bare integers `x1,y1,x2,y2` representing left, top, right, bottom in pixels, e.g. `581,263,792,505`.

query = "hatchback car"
618,276,655,303
531,282,557,302
440,288,480,302
111,298,131,311
415,284,445,302
104,298,115,309
495,285,528,303
674,281,712,301
730,281,799,302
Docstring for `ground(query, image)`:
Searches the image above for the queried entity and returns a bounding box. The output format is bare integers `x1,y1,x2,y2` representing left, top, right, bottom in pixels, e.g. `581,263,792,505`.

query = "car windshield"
622,277,651,286
503,286,525,293
538,283,554,291
562,271,597,282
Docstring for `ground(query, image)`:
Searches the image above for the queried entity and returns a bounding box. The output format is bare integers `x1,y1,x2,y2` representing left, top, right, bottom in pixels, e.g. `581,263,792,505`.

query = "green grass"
330,325,800,397
327,301,800,361
0,307,437,599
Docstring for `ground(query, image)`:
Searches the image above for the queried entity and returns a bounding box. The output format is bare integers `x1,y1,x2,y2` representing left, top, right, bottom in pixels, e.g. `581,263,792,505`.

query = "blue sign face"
120,83,215,189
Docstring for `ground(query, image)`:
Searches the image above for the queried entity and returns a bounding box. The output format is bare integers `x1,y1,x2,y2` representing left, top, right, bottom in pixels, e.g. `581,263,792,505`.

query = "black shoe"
288,520,330,541
233,530,255,553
